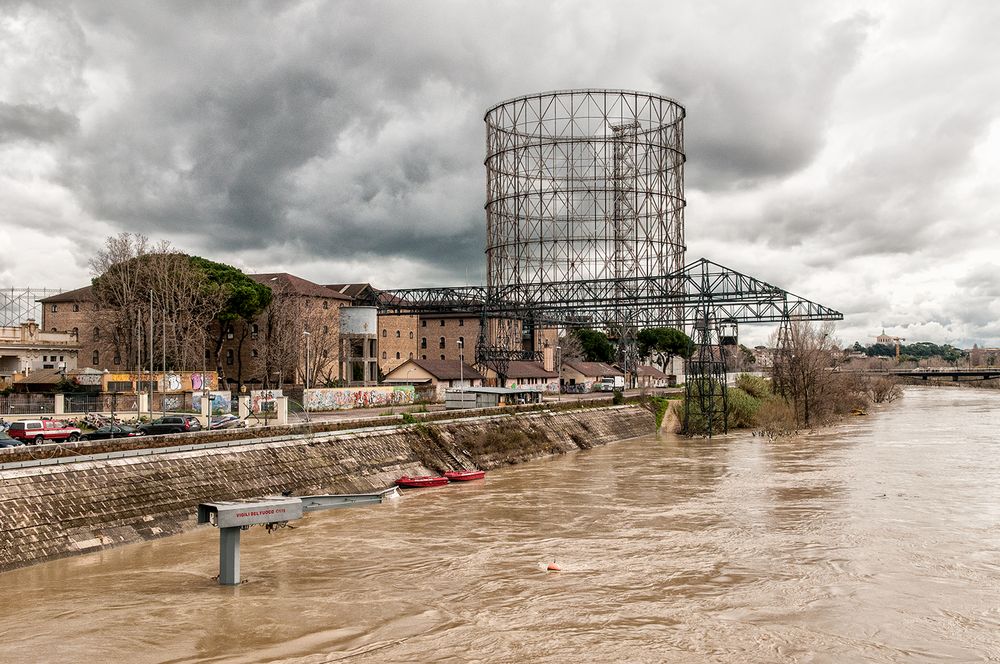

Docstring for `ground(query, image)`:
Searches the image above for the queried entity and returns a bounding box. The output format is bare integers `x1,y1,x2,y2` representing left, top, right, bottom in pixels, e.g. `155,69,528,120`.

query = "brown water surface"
2,386,999,662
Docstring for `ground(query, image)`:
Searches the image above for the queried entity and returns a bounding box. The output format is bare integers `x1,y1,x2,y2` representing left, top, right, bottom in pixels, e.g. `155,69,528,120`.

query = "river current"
1,386,999,662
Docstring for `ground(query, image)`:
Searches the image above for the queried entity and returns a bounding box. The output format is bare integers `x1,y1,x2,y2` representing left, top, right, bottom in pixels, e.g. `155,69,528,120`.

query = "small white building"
0,319,79,383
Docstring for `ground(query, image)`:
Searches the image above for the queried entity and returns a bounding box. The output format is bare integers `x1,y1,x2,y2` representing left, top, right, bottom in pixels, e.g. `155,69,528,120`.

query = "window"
421,320,427,327
323,300,329,309
251,349,258,358
323,325,329,334
439,337,445,349
396,352,400,359
409,331,413,339
113,354,121,365
382,329,387,337
92,350,99,365
72,304,79,312
421,354,426,360
251,324,259,339
226,326,234,340
421,337,427,349
42,356,47,362
395,330,400,338
51,304,57,312
72,327,78,338
93,327,100,341
382,351,387,359
226,349,234,365
205,349,211,359
51,327,56,332
459,319,464,327
409,352,413,359
440,320,445,327
440,354,445,360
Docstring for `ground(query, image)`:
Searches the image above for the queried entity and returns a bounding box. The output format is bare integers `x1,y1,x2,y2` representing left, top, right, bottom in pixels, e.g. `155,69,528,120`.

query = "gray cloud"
0,102,78,143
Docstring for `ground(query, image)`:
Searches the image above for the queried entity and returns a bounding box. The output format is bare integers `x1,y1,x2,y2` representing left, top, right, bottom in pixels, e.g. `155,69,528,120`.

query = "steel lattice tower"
484,90,686,327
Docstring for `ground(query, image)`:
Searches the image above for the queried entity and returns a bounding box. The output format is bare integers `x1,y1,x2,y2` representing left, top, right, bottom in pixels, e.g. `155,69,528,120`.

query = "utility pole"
302,330,311,390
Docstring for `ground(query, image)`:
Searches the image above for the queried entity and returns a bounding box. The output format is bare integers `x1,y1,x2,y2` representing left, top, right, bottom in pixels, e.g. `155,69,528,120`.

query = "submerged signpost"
198,487,399,585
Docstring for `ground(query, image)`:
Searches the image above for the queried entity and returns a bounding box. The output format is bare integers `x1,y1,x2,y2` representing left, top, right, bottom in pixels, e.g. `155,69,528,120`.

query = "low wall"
0,406,652,573
303,385,415,411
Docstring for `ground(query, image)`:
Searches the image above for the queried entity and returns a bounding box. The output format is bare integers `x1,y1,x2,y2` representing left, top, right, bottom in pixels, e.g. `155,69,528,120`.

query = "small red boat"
444,469,486,482
396,475,449,488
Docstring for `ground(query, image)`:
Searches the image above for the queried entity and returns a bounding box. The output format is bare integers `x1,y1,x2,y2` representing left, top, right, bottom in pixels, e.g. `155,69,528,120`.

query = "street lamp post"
302,331,311,390
458,339,464,401
556,345,562,403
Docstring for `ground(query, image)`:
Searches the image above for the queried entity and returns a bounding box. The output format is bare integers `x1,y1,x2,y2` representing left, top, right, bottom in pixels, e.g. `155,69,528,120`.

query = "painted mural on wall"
188,390,233,414
103,371,217,392
303,386,415,411
251,389,283,414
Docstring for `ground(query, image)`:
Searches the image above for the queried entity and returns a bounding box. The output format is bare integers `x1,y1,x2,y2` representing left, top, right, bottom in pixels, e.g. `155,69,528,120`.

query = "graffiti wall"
189,390,233,414
103,371,217,393
303,386,415,411
250,389,283,414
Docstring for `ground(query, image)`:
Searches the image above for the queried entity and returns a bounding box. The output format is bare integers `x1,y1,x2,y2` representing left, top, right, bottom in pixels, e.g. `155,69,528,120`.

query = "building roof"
388,359,483,381
637,365,669,378
13,367,68,385
325,283,377,302
250,273,352,300
504,361,558,379
37,285,93,303
563,361,623,377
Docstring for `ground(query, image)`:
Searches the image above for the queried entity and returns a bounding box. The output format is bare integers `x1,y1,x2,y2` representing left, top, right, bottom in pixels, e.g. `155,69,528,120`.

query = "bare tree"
770,321,845,427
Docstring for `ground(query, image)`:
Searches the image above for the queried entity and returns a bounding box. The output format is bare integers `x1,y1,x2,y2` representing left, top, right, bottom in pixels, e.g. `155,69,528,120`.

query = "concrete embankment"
0,405,652,573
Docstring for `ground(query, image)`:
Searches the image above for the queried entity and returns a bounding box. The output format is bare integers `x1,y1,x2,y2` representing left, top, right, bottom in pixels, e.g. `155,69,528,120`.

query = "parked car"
209,414,245,430
0,431,24,448
84,425,145,441
138,415,203,436
7,419,82,444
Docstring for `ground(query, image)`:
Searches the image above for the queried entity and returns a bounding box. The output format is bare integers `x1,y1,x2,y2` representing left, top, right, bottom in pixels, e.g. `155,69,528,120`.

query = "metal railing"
0,395,55,415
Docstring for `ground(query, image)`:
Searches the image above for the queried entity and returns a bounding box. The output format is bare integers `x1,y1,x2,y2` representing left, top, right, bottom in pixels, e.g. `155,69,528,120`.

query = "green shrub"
612,389,625,405
401,412,417,424
735,373,771,399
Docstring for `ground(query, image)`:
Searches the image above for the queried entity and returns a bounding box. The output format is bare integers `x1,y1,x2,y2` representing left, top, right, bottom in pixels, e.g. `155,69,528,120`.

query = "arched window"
382,351,387,359
93,327,100,341
439,337,445,349
323,300,329,309
409,352,413,359
72,304,79,312
440,354,445,360
395,330,400,338
92,350,99,365
395,352,400,359
382,329,387,337
420,337,427,349
72,327,78,338
409,331,414,339
323,325,329,334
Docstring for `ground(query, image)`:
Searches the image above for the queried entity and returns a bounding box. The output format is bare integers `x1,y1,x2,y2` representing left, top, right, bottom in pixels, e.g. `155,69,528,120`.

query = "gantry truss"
376,257,841,328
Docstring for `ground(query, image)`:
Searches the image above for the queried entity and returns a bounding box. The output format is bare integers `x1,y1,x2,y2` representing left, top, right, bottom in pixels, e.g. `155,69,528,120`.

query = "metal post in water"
219,527,241,585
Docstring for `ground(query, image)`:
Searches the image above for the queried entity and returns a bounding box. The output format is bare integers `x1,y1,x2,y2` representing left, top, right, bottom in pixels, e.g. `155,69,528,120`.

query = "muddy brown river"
1,386,999,662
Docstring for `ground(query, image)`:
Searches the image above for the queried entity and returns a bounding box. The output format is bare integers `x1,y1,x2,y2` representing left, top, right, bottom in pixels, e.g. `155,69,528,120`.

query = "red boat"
444,469,486,482
396,475,449,488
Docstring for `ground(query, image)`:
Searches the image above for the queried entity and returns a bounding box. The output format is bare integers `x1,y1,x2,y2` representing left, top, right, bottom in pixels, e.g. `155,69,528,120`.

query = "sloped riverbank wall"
0,406,652,572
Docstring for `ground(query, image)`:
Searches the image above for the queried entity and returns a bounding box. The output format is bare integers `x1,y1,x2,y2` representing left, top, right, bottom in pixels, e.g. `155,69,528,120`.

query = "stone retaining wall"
0,406,652,572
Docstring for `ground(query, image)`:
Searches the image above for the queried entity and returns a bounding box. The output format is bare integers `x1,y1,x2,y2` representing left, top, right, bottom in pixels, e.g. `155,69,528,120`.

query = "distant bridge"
844,368,1000,382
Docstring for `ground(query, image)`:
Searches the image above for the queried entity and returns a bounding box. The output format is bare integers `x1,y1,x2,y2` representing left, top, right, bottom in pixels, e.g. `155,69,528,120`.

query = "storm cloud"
1,0,998,347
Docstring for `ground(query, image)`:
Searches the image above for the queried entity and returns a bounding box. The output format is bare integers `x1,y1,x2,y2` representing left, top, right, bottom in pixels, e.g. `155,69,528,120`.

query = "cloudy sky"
1,1,997,347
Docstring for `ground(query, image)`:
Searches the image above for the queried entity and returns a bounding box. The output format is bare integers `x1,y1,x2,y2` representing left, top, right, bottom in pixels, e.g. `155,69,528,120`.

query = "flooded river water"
2,386,999,662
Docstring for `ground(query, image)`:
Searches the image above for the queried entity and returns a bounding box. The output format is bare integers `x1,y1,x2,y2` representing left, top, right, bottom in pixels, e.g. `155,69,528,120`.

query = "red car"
8,419,82,444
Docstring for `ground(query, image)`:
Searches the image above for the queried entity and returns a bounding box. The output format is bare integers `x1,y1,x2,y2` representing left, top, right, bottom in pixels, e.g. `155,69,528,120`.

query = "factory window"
251,349,258,358
51,304,57,312
323,325,329,334
226,326,234,340
421,319,427,327
409,353,413,359
421,337,427,349
440,320,445,327
459,319,464,327
409,331,413,339
396,352,400,359
395,330,400,338
113,354,121,365
421,354,426,360
251,324,259,339
440,355,445,360
323,300,329,309
382,351,387,360
93,327,100,341
226,349,234,365
51,327,57,332
73,304,79,312
72,327,78,338
382,329,387,337
439,337,445,349
92,350,99,365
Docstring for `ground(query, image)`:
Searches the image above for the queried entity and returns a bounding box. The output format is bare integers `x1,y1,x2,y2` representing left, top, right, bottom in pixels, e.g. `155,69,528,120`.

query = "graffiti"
189,390,232,415
251,389,283,414
164,373,182,391
303,386,415,411
162,395,184,412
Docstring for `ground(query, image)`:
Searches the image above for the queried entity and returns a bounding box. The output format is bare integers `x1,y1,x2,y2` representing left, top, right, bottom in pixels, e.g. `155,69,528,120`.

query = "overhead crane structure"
374,258,842,435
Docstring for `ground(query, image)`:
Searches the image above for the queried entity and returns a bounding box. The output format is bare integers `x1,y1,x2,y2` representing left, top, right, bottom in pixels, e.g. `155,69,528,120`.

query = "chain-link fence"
0,394,56,415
